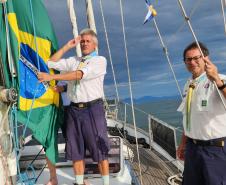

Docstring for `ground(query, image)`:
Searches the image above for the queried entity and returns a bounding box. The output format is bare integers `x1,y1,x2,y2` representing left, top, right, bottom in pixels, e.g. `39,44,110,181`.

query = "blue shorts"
183,137,226,185
64,100,110,162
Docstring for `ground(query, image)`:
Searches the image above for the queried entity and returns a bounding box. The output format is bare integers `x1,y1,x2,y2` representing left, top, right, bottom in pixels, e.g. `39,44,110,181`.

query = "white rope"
152,18,183,99
67,0,82,57
221,0,226,34
167,0,203,45
119,0,143,184
3,2,16,77
86,0,98,55
86,0,97,34
99,0,120,103
177,0,226,111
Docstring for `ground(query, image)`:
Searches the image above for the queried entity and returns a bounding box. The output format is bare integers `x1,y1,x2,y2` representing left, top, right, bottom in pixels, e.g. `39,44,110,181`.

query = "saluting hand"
38,72,53,82
66,36,81,50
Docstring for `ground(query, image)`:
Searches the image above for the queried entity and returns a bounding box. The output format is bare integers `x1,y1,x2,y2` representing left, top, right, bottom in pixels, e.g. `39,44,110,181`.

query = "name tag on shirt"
201,100,207,107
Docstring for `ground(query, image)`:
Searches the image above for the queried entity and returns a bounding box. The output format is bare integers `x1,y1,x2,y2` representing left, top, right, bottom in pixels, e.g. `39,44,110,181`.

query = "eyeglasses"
185,55,202,63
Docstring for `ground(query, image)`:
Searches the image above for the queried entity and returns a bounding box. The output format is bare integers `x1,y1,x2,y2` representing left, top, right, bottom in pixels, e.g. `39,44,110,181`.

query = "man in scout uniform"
38,28,110,185
177,41,226,185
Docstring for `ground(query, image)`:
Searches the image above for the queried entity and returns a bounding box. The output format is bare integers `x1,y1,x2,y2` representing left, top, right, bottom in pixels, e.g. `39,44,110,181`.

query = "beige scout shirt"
178,73,226,140
48,56,107,103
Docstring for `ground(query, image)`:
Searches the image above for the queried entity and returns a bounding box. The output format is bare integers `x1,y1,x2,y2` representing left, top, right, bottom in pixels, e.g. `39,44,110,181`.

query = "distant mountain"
123,95,180,104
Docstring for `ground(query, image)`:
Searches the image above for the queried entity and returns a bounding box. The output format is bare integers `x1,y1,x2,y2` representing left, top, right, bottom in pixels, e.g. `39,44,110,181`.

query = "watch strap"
218,80,226,90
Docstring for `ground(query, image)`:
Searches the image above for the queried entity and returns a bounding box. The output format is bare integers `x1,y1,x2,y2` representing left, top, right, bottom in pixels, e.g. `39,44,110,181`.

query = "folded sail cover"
0,0,62,164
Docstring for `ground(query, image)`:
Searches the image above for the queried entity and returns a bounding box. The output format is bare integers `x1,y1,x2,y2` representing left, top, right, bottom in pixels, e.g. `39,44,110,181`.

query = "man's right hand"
177,143,185,161
65,36,81,50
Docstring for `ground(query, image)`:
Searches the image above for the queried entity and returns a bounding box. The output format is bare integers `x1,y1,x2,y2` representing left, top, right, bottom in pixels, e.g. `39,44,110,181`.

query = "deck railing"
106,100,183,160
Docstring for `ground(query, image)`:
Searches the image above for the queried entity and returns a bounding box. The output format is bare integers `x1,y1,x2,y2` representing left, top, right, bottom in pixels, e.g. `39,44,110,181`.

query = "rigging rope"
29,0,41,71
152,18,183,99
119,0,143,184
86,0,97,34
114,125,181,173
221,0,226,34
22,83,40,138
3,2,17,81
99,0,120,103
9,103,22,181
86,0,99,55
22,0,46,140
2,3,25,183
167,0,203,45
67,0,82,57
3,0,48,183
177,0,226,112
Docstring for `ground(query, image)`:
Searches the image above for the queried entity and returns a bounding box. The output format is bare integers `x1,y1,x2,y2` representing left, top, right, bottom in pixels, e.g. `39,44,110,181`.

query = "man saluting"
38,28,110,185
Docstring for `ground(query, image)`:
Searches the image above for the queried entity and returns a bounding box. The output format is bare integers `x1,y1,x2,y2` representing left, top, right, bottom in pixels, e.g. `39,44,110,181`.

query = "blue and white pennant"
143,0,157,24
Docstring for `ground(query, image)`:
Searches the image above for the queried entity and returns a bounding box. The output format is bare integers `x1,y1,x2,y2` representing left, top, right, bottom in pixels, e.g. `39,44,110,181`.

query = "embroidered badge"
201,100,207,107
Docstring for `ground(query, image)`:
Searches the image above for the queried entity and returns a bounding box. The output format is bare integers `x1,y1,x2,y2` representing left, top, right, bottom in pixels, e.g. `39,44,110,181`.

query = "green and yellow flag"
0,0,62,164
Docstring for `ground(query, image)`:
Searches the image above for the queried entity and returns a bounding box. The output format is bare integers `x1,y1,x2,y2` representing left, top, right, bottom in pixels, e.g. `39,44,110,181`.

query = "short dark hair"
183,41,209,61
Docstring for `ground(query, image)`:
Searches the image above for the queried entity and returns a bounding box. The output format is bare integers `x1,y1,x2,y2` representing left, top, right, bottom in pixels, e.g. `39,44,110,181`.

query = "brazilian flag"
0,0,62,164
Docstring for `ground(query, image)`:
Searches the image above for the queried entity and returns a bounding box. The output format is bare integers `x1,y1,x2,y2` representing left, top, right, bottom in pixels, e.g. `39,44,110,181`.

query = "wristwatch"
218,80,226,90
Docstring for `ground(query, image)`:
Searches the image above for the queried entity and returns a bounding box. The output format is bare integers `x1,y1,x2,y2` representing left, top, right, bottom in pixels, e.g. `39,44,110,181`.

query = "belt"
188,137,225,147
70,98,103,109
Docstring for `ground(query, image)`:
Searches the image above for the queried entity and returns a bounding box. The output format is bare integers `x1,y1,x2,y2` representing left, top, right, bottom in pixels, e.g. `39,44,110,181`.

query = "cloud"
44,0,226,98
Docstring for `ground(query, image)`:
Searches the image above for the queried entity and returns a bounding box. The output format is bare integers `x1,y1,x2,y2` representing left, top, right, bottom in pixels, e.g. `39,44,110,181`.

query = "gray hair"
80,28,98,46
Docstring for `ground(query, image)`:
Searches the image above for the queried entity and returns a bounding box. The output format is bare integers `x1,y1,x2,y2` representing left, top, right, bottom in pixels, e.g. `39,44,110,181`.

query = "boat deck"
20,125,183,185
128,142,182,185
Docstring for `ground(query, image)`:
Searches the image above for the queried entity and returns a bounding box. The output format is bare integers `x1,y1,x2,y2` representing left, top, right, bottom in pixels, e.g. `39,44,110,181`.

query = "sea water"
117,98,183,142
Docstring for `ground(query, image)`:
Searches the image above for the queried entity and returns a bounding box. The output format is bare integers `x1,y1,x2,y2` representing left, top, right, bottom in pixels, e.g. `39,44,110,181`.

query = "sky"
43,0,226,100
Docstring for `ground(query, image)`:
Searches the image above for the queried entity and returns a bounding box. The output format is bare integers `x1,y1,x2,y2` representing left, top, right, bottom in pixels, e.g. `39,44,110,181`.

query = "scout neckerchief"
74,51,98,92
186,73,206,131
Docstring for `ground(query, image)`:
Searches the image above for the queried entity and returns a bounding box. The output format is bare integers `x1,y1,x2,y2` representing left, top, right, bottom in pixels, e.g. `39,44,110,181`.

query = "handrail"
106,100,183,156
116,101,183,133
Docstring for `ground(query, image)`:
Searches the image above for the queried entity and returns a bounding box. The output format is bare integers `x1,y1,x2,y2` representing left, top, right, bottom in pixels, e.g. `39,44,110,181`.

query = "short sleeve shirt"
177,73,226,140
